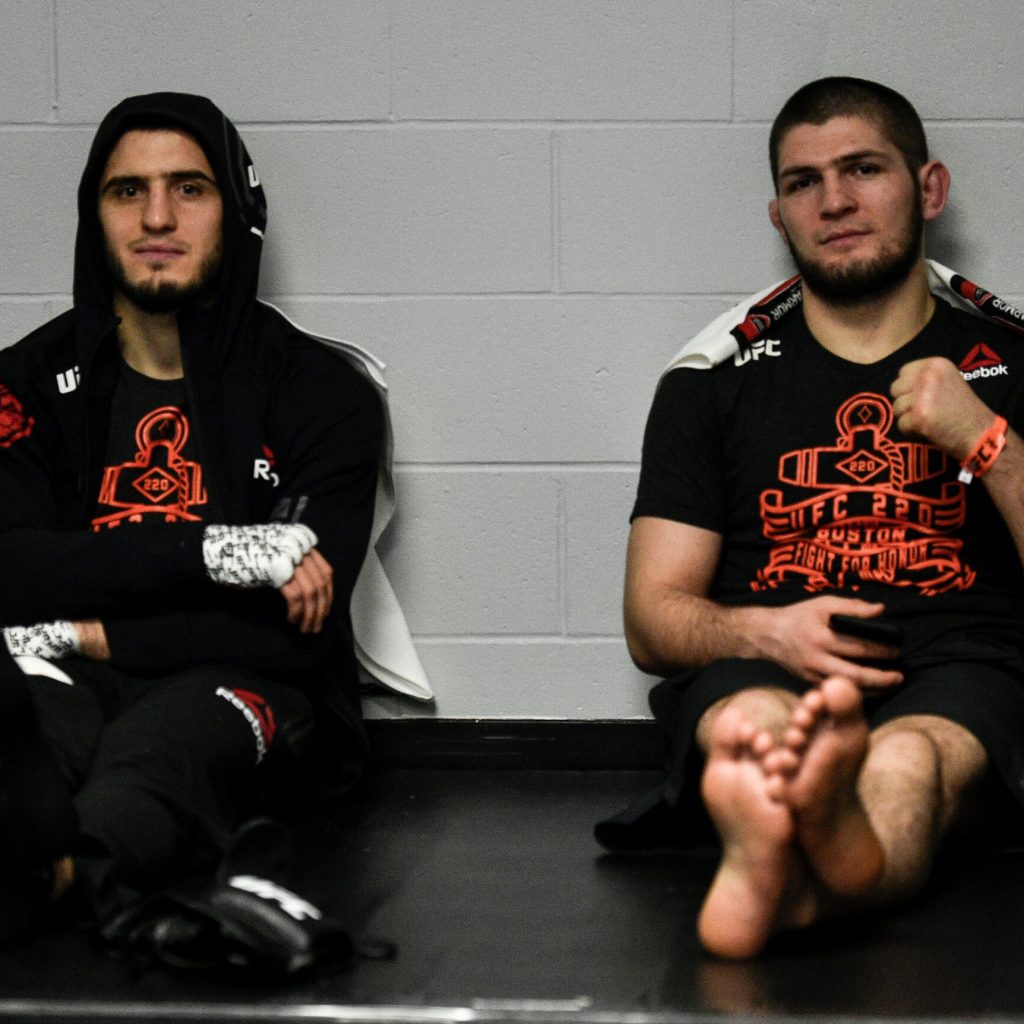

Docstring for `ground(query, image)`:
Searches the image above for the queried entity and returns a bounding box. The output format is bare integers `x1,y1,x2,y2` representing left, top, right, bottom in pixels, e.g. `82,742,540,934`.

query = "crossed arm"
5,522,337,663
0,353,382,672
85,530,336,660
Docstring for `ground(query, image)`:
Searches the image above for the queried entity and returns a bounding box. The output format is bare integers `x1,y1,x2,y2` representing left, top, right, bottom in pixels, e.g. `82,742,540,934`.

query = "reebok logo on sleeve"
959,344,1008,381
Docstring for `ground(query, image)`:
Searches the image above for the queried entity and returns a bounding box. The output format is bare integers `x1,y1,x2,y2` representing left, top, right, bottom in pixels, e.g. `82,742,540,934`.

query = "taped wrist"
3,621,81,660
203,524,318,589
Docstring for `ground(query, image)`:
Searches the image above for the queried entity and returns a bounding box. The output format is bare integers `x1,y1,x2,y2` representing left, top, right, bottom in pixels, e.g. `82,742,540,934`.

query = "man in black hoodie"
0,94,383,938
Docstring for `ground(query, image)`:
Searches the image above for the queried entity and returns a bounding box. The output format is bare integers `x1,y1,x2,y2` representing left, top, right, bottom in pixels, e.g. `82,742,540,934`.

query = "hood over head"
73,92,267,363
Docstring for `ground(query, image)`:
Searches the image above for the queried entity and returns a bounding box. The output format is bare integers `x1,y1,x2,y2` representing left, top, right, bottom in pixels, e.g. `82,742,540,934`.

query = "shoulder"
252,304,383,443
646,365,726,441
933,297,1024,376
657,314,797,396
0,310,75,373
0,310,77,416
252,303,380,404
667,307,805,385
938,295,1023,344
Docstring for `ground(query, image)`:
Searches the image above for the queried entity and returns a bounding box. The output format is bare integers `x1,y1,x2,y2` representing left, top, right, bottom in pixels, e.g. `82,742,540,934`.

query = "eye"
178,182,203,197
853,163,880,177
784,175,815,195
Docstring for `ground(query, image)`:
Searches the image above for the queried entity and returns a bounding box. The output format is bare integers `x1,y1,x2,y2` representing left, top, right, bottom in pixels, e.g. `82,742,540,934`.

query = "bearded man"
605,77,1024,959
0,93,382,941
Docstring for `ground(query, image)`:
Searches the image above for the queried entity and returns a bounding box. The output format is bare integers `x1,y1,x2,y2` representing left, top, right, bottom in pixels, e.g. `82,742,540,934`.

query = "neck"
112,292,185,380
802,260,934,364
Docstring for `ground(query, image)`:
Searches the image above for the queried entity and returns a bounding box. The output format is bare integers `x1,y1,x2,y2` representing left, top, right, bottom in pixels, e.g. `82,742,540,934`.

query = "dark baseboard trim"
364,718,665,770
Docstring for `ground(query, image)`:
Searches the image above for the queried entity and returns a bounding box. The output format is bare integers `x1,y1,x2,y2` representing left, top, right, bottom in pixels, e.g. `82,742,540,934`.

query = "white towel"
259,302,431,701
665,260,1024,375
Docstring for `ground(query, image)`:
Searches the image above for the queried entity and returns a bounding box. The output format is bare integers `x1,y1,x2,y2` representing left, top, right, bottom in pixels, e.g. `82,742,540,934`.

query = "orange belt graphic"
92,406,207,529
753,393,974,595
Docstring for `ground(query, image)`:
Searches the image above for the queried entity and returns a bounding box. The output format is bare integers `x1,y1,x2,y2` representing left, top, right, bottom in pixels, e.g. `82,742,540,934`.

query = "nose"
142,186,176,232
819,173,856,218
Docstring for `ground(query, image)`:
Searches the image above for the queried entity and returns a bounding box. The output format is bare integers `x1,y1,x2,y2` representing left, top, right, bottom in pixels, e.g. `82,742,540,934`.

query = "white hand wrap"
202,523,318,589
3,620,81,660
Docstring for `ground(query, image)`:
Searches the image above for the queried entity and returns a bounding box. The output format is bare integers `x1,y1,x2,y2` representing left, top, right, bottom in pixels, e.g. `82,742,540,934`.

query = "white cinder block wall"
2,1,1023,720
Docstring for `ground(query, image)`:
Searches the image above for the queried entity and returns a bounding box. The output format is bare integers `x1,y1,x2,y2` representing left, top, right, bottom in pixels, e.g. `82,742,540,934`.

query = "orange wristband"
958,415,1007,484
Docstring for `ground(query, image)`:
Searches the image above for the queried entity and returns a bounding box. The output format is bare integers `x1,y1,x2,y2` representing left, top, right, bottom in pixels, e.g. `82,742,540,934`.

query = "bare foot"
697,705,815,959
778,676,884,898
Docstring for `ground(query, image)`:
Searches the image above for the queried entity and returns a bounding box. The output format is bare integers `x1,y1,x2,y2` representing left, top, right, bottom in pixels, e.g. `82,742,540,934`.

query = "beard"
788,199,924,307
105,242,223,315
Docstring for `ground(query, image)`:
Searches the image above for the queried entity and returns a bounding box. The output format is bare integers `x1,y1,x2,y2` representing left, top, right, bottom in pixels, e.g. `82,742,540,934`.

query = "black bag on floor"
100,869,355,978
99,818,378,979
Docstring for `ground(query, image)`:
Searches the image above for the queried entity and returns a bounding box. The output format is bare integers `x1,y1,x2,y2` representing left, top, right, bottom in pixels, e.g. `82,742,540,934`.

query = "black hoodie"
0,93,381,783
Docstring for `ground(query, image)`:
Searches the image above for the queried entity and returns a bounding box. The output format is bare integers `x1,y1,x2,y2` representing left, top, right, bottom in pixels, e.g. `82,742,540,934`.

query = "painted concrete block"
55,0,389,123
385,638,653,718
0,130,91,294
735,0,1024,122
0,301,66,351
271,296,737,463
393,0,731,121
381,469,561,635
250,129,552,294
926,126,1024,297
559,126,791,293
564,470,639,636
0,2,53,122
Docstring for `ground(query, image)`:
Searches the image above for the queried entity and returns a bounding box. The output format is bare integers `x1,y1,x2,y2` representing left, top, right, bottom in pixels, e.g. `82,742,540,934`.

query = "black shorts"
646,657,1024,845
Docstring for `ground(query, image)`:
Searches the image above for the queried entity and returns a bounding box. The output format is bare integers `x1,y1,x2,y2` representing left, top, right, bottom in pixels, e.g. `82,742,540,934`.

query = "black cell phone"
829,613,903,647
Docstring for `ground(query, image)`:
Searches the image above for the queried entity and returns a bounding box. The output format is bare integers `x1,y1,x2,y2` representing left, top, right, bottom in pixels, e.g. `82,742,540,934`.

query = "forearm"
625,588,773,676
625,583,903,688
978,429,1024,568
0,524,206,624
624,518,772,676
103,593,339,678
74,619,111,661
80,526,336,669
891,359,1024,565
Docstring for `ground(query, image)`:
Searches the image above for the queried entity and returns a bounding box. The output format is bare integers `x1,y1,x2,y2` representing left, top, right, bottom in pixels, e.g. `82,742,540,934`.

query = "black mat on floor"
0,767,1022,1022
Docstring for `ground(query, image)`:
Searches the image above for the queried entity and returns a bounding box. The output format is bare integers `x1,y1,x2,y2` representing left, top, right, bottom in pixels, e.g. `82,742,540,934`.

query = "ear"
768,198,789,244
918,160,950,223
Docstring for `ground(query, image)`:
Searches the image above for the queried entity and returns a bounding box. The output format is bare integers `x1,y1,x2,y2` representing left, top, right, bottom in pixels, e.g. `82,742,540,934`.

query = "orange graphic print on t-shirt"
753,392,974,596
91,406,208,529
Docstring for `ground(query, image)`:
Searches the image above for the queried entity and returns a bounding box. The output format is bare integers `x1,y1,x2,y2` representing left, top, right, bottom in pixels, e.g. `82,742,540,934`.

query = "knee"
872,716,986,787
870,723,942,775
866,721,966,816
696,686,799,751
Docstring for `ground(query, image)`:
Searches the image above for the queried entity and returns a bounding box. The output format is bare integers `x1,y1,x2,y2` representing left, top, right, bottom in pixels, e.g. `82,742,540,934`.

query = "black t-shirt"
633,297,1024,665
91,360,209,529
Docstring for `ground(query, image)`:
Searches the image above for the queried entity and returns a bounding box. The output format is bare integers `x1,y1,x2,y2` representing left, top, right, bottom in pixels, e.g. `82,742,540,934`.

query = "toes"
712,709,761,759
751,729,776,758
783,724,809,751
736,718,757,747
782,725,807,752
818,676,863,719
799,688,825,718
771,747,801,777
764,772,787,802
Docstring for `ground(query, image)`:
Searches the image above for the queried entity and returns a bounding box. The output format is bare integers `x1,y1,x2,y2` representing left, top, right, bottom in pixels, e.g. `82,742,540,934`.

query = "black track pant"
14,657,315,920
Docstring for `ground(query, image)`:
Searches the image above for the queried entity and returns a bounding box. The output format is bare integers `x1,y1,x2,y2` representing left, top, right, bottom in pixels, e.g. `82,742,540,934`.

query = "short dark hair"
769,77,928,187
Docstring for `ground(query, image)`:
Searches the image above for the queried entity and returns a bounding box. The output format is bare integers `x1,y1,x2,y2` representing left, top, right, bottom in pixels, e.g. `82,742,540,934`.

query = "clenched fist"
890,357,992,460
